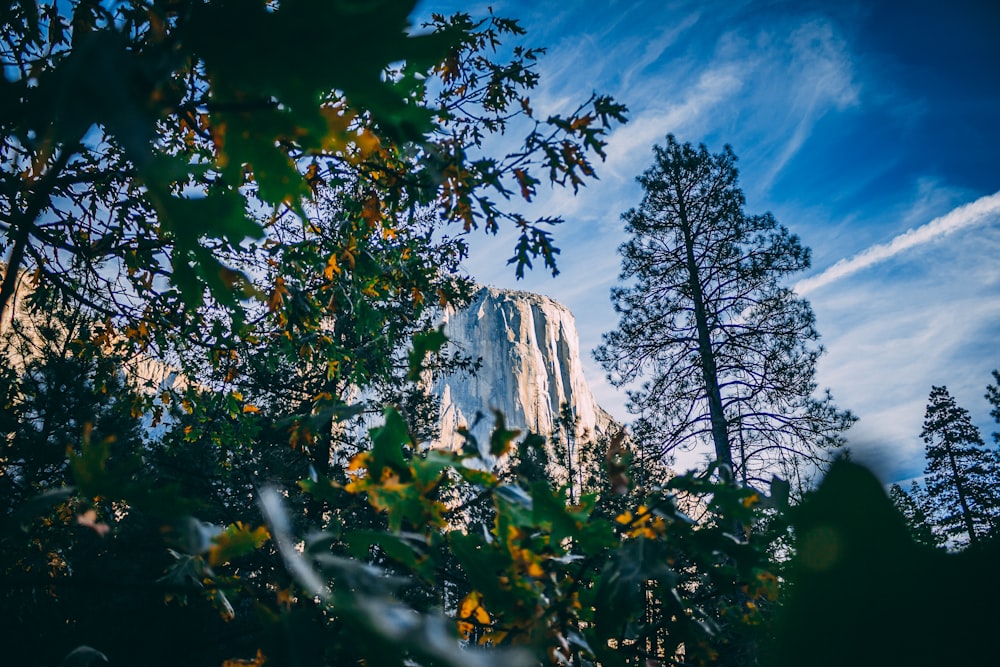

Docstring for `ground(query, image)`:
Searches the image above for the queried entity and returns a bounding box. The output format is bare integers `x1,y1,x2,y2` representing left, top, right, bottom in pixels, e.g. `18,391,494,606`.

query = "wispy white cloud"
796,190,1000,295
818,290,1000,481
618,11,702,92
603,65,745,176
517,62,745,230
755,20,860,190
810,220,1000,481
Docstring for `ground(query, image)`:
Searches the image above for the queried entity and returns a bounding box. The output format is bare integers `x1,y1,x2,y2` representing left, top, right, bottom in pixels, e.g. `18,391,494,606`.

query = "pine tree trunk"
677,189,732,482
946,442,979,545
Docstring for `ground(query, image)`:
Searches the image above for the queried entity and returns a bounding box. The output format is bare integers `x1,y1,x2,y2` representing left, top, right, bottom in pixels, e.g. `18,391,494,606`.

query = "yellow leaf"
347,451,371,473
242,404,260,414
319,101,357,152
208,523,270,567
355,129,381,158
340,238,357,270
512,168,535,201
221,649,267,667
361,195,381,228
379,471,406,491
478,630,508,646
211,120,229,167
324,254,341,281
474,606,491,625
570,114,594,131
344,478,367,494
459,591,491,625
276,588,294,609
305,163,322,191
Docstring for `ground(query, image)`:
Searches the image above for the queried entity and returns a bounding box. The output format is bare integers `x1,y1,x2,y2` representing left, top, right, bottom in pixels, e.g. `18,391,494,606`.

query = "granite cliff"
434,286,617,453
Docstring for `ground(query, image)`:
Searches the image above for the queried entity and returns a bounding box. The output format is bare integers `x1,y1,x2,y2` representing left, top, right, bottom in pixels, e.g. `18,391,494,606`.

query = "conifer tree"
888,482,942,548
596,136,853,487
986,369,1000,444
919,385,999,546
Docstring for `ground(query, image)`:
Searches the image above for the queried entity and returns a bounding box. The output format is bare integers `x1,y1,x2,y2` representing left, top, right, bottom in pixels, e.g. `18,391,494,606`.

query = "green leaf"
575,517,618,553
489,409,521,457
345,530,433,579
298,474,342,504
449,530,511,603
455,465,497,487
411,450,456,489
530,481,580,547
368,407,411,478
594,538,676,638
68,430,112,497
407,324,447,382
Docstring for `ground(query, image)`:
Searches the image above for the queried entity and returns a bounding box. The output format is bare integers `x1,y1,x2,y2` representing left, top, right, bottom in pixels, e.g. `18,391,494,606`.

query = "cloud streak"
795,190,1000,295
756,20,860,191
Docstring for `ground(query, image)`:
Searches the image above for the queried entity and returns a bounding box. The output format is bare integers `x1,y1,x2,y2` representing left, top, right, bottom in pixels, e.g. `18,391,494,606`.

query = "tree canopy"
0,0,626,339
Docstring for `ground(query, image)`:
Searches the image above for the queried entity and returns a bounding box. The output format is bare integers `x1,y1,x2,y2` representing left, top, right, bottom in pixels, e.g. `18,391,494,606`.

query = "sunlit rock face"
435,286,616,452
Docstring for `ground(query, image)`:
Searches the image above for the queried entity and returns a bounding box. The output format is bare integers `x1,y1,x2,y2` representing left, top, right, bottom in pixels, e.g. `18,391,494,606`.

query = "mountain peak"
435,285,617,454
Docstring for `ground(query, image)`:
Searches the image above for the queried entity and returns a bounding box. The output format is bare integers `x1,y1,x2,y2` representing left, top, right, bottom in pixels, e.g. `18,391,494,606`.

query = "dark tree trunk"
676,181,732,482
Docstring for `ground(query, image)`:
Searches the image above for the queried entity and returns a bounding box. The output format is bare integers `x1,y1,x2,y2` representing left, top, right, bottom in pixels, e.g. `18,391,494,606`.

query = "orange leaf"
459,591,491,625
324,254,341,280
221,649,267,667
267,276,288,312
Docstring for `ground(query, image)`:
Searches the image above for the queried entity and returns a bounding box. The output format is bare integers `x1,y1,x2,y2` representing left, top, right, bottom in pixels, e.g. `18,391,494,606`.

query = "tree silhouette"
986,369,1000,444
888,482,942,549
596,136,853,487
919,385,999,547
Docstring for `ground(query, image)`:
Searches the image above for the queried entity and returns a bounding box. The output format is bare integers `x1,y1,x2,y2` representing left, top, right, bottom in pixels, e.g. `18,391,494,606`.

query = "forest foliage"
2,2,1000,667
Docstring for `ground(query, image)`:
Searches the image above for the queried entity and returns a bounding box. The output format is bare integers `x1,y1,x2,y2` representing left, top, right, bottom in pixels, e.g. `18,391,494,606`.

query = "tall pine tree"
888,482,942,549
596,136,853,487
986,369,1000,444
919,385,999,547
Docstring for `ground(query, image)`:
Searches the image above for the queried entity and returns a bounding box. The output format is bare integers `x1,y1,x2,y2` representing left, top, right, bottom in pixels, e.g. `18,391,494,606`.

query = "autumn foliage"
4,2,997,667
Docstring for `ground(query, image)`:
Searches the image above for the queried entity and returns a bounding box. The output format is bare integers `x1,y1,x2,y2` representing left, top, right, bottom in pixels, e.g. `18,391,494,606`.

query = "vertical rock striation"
435,286,616,452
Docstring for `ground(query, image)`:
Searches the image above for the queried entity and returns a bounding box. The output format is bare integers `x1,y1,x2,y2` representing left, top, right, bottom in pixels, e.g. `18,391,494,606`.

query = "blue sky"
416,0,1000,482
